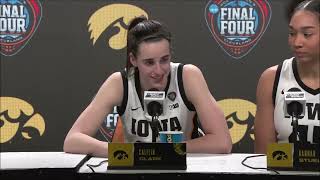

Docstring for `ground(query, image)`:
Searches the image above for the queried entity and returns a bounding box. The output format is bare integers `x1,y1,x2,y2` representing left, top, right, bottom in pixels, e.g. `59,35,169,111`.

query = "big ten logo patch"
218,99,256,145
204,0,271,59
99,106,119,142
0,0,42,56
88,4,148,50
0,97,45,143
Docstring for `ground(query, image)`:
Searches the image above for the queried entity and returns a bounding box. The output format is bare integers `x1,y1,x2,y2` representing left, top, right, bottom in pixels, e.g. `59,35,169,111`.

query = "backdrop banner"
1,0,293,153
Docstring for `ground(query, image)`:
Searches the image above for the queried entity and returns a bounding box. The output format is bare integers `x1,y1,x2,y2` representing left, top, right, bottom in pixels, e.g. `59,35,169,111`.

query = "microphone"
143,89,165,142
284,87,306,118
284,87,306,144
143,89,165,117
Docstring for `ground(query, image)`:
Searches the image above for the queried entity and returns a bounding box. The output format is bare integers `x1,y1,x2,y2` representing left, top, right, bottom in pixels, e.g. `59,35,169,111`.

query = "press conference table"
1,152,319,180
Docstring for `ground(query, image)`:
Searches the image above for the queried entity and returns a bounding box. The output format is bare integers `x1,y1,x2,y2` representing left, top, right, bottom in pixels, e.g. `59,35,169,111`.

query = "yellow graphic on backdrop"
0,97,45,143
218,99,256,144
88,4,148,49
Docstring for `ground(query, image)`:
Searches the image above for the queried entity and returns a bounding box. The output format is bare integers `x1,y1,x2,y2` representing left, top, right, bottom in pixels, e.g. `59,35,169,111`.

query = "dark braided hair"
287,0,320,21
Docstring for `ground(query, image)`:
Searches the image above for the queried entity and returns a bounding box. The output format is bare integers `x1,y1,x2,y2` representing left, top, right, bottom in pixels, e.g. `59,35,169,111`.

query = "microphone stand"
147,101,162,142
288,101,303,144
290,112,300,169
151,115,159,142
291,112,299,144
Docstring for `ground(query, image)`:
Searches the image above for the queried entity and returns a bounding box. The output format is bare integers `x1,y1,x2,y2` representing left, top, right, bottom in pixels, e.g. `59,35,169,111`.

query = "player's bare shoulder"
182,64,203,82
98,72,124,105
258,65,279,86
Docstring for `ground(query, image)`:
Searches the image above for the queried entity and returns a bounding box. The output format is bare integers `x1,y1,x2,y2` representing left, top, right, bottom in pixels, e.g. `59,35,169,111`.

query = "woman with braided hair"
254,0,320,154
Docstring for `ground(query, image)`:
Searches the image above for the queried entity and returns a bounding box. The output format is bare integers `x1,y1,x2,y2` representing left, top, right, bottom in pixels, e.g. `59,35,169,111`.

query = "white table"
78,153,320,176
78,153,269,174
0,152,86,170
1,152,319,180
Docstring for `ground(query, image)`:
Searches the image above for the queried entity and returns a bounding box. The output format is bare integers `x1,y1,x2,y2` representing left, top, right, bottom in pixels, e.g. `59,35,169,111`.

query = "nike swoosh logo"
131,107,140,111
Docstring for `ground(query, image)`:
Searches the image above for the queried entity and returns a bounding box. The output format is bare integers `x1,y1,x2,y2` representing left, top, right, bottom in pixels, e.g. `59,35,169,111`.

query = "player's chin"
150,81,166,90
296,56,312,62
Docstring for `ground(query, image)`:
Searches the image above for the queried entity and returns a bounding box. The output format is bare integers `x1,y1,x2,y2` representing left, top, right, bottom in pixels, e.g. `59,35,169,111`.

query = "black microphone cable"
86,159,108,173
241,154,280,175
74,154,108,173
75,154,92,172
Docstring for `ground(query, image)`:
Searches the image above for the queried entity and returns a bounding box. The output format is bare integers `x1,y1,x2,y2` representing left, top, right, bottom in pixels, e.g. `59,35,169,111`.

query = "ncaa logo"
0,0,42,56
205,0,271,59
100,106,119,142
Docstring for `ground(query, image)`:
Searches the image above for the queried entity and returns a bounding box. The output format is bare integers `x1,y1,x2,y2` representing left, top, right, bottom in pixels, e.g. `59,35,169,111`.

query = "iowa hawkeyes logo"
88,4,148,50
218,99,256,144
113,150,129,160
272,150,288,160
0,97,45,143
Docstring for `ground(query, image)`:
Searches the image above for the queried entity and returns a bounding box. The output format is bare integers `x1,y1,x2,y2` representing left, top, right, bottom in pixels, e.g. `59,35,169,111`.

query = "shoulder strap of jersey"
117,69,128,115
272,61,284,106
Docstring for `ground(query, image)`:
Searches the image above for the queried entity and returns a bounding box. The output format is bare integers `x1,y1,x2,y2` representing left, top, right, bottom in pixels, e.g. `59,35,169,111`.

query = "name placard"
108,143,186,170
293,143,320,171
267,143,320,171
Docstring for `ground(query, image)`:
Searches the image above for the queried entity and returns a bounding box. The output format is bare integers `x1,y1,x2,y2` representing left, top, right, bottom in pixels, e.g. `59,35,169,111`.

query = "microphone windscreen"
147,101,163,116
143,90,165,117
284,87,306,117
287,101,303,116
288,87,301,92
